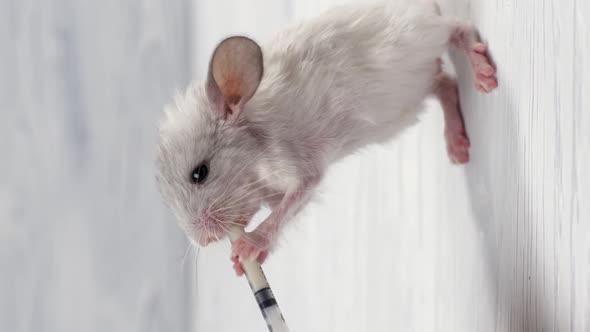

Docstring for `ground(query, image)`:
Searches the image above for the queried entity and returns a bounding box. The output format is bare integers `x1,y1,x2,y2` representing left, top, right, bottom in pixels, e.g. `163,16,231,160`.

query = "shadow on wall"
450,43,552,331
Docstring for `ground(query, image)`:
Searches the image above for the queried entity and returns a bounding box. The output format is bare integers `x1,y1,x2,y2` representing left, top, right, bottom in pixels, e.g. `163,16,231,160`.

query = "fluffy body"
156,1,497,273
253,2,452,182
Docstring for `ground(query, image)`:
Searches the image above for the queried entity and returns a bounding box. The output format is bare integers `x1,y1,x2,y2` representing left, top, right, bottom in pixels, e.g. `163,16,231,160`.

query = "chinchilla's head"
156,36,268,246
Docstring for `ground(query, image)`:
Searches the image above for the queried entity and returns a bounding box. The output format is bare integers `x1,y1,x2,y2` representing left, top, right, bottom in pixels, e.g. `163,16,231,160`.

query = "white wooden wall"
3,0,589,331
1,0,195,331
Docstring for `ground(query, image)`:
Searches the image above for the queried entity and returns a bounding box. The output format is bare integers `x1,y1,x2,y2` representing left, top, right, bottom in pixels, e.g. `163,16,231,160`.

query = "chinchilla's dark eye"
190,163,209,184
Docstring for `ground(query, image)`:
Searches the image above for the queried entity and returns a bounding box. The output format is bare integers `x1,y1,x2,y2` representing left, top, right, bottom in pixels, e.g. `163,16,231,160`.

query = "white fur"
157,0,454,247
246,1,451,185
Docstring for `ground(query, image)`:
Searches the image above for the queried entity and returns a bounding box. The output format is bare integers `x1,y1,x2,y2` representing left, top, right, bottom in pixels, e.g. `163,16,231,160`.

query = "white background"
2,0,589,331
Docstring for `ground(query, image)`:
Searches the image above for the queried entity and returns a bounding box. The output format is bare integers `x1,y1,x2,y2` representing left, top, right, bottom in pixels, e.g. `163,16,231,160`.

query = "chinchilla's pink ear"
206,36,263,122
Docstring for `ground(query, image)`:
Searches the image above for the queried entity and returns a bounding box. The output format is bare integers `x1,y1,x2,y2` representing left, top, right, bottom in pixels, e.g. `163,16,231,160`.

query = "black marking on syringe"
254,287,278,310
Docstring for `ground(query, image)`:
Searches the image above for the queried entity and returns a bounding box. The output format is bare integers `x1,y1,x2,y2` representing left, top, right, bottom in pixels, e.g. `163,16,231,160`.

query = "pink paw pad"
469,43,498,93
231,251,268,276
231,236,269,276
446,129,471,164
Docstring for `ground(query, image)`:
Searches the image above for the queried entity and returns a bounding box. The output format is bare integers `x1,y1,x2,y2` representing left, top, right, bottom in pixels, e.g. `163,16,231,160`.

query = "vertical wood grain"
1,0,195,331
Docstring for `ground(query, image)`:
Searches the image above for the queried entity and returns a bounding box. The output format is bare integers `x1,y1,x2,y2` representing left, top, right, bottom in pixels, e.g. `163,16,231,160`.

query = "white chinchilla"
156,1,497,275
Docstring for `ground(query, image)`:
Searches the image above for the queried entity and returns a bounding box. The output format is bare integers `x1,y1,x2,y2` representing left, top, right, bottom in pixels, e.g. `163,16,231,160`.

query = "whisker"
217,172,318,212
211,192,280,214
216,222,230,234
213,187,315,215
203,223,212,244
208,146,272,209
217,219,247,227
211,168,284,210
211,174,285,211
225,145,271,189
208,216,266,235
223,166,284,197
218,220,274,236
180,242,192,271
194,246,200,286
